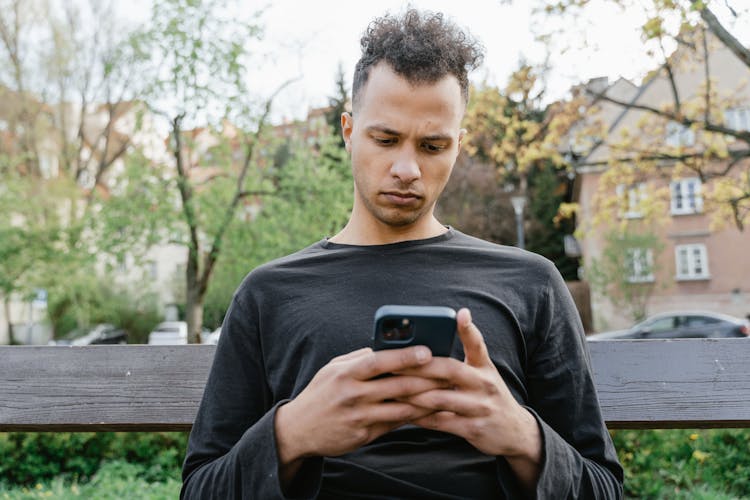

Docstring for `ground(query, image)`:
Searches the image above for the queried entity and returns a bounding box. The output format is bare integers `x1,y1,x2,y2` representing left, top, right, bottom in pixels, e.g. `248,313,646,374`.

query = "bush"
0,432,188,486
47,279,163,344
0,460,181,499
612,428,750,498
4,429,750,498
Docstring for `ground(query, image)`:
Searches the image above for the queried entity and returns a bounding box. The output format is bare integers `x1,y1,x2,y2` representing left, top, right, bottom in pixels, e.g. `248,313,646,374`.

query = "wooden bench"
1,339,750,432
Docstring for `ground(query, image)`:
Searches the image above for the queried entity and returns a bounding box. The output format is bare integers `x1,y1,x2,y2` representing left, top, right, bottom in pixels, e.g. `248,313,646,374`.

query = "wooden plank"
588,338,750,428
1,339,750,431
0,345,215,431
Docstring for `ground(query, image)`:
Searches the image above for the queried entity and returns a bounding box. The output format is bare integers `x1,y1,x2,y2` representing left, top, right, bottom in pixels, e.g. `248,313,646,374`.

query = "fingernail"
415,346,430,363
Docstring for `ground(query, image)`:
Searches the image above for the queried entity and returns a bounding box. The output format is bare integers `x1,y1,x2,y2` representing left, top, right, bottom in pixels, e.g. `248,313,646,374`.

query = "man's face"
342,63,465,233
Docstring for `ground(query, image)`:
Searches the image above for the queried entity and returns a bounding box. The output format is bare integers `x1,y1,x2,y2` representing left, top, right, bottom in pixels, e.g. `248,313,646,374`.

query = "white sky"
122,0,749,123
255,0,656,122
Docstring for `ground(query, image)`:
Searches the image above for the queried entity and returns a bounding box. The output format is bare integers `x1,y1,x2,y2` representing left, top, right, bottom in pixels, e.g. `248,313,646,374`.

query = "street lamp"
510,195,527,250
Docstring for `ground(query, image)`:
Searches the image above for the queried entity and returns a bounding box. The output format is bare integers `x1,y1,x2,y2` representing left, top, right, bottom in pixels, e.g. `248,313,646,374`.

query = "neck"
330,213,448,246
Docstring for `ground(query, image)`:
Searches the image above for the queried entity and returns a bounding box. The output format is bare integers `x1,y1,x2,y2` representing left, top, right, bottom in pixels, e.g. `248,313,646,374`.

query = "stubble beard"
356,186,428,228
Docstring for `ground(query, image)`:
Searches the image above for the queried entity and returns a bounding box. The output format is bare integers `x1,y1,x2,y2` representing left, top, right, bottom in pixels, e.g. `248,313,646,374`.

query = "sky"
253,0,656,122
121,0,749,123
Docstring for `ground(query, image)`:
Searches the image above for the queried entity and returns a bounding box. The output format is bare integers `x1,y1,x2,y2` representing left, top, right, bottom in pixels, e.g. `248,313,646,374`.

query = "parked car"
201,327,221,345
148,321,188,345
50,324,127,346
587,311,750,341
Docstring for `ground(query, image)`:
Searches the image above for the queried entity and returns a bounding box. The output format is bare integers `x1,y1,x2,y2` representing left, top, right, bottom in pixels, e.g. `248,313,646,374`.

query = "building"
571,34,750,331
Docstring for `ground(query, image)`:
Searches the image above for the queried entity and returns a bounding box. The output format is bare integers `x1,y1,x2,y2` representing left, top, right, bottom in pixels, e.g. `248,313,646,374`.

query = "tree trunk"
185,246,204,344
185,288,204,345
3,297,15,345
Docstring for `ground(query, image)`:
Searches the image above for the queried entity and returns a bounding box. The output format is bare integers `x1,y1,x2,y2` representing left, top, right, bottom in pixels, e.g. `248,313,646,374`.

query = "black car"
587,311,750,341
50,324,128,345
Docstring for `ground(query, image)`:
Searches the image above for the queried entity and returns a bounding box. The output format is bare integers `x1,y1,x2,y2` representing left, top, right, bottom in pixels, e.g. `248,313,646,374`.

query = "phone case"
372,305,457,356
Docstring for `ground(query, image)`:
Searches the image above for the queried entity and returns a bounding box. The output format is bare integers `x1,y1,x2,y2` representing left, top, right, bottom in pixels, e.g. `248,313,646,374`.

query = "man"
182,9,623,499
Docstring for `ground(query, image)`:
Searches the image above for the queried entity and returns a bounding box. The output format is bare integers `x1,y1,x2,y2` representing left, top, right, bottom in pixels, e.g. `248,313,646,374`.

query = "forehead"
354,63,465,127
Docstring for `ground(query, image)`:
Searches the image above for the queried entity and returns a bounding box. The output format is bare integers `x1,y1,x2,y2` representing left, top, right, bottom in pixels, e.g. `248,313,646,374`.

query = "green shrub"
47,280,162,344
0,432,188,486
0,460,181,499
612,428,750,499
4,429,750,498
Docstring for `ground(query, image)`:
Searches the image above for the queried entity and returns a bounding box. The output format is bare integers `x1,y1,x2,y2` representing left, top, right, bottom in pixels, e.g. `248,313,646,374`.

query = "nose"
390,146,421,183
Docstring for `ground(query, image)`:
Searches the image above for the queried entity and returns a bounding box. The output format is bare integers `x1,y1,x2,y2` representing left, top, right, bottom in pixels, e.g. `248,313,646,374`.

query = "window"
38,153,59,179
675,244,709,280
616,183,646,218
625,247,654,283
670,178,702,215
685,315,720,327
148,260,158,280
645,316,677,333
725,107,750,133
665,121,695,147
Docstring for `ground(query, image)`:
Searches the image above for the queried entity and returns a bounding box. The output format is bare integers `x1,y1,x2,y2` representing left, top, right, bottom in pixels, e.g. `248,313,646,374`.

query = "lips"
381,191,421,206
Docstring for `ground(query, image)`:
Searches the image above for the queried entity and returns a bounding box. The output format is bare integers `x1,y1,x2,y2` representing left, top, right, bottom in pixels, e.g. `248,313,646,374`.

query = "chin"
375,210,423,228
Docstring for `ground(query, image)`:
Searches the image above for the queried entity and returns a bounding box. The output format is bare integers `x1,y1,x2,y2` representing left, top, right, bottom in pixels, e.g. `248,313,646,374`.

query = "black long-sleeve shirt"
182,229,623,499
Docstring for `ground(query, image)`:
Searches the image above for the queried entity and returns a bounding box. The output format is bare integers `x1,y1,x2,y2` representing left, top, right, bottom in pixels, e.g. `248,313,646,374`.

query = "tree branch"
659,39,681,115
697,3,750,68
238,190,277,199
171,113,200,274
575,147,750,169
585,89,750,143
199,78,298,293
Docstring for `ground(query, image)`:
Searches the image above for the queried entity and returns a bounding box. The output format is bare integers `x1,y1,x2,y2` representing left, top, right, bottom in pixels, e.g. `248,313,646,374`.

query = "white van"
148,321,188,345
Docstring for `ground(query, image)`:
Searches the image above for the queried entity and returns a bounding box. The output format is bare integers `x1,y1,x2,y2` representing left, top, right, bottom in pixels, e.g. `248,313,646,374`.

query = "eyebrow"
365,124,453,143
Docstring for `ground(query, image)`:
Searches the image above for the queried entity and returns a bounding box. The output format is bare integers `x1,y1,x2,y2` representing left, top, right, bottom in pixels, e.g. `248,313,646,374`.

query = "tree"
436,153,517,245
0,175,62,343
539,0,750,229
133,0,301,343
447,67,584,274
0,0,153,342
203,132,352,329
526,163,579,280
587,228,664,322
324,62,349,150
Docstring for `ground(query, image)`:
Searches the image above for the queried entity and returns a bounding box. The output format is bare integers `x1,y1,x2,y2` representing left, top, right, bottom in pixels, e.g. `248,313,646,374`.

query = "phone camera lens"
381,318,414,342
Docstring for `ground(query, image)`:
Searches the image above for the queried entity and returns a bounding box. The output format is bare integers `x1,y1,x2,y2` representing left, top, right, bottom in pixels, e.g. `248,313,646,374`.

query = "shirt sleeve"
181,293,324,499
525,263,624,499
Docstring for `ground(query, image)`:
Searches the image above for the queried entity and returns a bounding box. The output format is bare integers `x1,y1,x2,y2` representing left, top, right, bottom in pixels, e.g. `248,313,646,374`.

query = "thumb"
456,308,490,367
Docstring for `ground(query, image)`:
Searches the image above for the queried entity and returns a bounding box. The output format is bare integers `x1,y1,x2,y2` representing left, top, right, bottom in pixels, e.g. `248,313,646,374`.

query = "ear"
458,128,467,151
341,112,353,153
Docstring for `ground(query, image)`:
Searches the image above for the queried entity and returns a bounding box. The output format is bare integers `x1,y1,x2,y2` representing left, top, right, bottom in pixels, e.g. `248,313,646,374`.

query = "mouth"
381,191,422,206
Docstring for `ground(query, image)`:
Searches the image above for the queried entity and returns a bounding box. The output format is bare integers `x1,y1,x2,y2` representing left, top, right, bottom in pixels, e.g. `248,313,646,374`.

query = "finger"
364,400,437,424
395,356,478,388
411,410,466,436
403,389,489,417
330,347,372,364
368,375,452,401
456,308,490,367
348,346,432,380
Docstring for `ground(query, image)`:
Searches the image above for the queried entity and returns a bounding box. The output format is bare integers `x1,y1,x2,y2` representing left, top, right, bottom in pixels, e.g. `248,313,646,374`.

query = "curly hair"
352,9,484,109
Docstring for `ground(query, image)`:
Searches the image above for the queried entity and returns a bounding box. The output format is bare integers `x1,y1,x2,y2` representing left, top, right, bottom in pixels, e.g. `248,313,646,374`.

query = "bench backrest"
1,339,749,431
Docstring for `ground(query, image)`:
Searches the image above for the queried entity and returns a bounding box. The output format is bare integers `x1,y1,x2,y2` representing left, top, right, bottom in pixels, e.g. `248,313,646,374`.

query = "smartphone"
372,305,457,357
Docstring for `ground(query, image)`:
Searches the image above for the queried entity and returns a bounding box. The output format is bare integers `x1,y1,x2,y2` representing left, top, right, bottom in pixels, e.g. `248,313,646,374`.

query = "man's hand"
399,308,543,492
274,345,449,479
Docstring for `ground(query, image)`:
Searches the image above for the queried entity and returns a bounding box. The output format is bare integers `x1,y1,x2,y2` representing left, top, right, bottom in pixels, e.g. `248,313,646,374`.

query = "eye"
373,136,396,146
422,142,446,153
